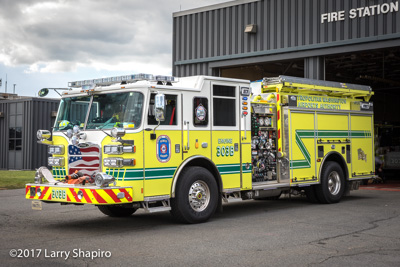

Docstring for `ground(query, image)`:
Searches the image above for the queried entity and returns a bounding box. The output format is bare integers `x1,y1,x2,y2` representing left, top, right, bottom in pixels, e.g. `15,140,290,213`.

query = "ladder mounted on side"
263,75,373,101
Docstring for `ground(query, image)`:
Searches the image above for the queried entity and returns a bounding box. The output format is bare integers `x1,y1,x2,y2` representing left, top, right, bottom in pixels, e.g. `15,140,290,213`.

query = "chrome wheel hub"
328,171,341,195
188,180,210,212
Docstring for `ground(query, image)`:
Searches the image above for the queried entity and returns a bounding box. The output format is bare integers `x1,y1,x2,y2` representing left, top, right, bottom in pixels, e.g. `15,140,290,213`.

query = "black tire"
171,166,218,224
304,185,320,203
98,205,137,217
315,161,345,204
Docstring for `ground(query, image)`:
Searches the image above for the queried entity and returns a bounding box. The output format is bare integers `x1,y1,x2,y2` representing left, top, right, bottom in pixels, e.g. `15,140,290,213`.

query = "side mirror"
154,93,165,122
38,88,49,97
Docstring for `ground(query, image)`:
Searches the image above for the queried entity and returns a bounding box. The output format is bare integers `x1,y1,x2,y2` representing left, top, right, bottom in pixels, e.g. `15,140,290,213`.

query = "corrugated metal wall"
173,0,400,76
0,98,59,170
0,102,8,170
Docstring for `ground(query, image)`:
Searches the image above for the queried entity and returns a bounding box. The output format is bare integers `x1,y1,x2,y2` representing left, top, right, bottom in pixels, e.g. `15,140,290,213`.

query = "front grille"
68,144,101,176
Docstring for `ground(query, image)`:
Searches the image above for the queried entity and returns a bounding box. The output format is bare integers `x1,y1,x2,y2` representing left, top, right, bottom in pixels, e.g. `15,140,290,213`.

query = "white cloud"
0,0,231,97
0,0,230,74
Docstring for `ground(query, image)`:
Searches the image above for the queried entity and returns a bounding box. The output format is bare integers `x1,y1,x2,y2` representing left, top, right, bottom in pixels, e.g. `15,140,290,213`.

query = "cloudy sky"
0,0,229,98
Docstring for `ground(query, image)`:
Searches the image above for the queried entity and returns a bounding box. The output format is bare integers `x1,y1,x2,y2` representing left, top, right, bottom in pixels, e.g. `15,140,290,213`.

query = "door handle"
184,120,190,150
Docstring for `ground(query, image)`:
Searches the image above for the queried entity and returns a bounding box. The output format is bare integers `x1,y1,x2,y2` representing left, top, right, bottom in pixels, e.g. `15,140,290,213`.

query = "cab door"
144,91,182,197
210,83,241,190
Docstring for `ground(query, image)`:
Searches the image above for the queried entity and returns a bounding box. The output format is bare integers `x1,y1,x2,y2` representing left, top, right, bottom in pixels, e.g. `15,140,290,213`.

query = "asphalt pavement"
1,187,399,266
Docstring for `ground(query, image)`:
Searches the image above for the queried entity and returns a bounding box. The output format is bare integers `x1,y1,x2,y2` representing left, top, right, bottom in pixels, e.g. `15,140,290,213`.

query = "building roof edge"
173,0,260,17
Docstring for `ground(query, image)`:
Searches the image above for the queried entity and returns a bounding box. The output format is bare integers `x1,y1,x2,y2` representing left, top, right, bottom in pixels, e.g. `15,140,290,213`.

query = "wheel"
315,161,345,204
304,185,320,203
171,167,218,224
98,205,137,217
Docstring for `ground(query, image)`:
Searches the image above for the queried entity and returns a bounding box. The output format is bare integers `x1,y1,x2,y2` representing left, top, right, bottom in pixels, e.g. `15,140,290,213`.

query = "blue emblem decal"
156,135,171,163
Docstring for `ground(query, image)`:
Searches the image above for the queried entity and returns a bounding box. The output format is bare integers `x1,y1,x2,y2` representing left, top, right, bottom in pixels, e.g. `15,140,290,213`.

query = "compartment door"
289,111,316,184
350,115,374,177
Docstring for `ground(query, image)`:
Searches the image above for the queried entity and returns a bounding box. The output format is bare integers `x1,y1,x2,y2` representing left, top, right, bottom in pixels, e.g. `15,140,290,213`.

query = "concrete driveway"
1,187,399,266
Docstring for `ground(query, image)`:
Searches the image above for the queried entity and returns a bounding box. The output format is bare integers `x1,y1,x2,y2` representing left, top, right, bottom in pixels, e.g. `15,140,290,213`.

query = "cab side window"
148,93,177,125
213,85,236,126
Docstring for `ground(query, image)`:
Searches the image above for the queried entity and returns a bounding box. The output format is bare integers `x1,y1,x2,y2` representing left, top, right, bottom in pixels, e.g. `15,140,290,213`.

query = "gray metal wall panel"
0,98,59,170
0,102,7,169
172,0,400,75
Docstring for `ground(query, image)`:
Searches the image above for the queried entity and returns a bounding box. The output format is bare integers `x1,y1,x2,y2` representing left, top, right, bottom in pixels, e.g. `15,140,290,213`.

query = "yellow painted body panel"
289,112,316,184
101,132,144,201
144,130,180,197
183,130,212,159
51,135,69,178
316,114,351,180
350,115,374,177
212,131,241,189
317,114,348,132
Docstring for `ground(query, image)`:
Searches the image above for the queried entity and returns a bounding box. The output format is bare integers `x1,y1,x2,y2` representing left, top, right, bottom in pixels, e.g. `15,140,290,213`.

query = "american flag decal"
68,144,100,176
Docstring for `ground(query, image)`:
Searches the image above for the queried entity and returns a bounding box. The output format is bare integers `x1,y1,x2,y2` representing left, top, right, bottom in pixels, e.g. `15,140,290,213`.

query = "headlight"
111,127,125,138
104,145,123,155
103,145,135,154
37,130,51,141
103,158,135,167
94,172,115,187
48,145,64,155
103,158,122,167
48,157,65,167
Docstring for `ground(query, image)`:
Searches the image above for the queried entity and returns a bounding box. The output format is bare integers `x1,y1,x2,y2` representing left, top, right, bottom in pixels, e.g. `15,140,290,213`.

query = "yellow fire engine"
27,74,375,223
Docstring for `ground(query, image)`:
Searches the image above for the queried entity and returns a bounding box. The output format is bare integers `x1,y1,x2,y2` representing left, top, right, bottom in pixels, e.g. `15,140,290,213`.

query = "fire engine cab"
27,74,375,223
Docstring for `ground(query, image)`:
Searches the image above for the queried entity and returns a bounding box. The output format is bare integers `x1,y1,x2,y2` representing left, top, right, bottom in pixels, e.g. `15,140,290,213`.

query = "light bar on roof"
155,75,178,82
68,73,178,88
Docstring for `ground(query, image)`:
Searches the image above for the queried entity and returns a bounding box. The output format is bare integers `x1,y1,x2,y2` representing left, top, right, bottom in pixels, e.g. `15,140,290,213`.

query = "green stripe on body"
217,164,241,175
106,167,176,181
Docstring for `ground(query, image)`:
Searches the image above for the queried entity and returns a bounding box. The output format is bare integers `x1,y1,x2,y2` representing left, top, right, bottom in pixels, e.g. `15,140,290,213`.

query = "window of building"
193,97,208,127
9,127,22,151
213,85,236,126
148,94,178,125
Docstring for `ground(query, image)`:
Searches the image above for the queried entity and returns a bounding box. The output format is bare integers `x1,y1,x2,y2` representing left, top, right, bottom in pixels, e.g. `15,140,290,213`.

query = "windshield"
54,96,91,131
54,92,144,131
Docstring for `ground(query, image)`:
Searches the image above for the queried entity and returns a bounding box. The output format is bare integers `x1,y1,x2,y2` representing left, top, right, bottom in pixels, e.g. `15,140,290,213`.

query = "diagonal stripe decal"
291,130,371,169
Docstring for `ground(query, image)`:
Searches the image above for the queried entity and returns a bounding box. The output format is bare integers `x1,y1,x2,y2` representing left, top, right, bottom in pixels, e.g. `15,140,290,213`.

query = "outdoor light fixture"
245,24,257,33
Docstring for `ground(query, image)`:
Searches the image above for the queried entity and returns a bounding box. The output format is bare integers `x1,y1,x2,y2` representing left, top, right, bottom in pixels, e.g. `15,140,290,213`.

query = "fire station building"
172,0,400,170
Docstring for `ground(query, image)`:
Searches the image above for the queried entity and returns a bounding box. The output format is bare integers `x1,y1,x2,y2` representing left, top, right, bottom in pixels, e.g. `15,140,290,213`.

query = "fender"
171,155,222,198
319,151,349,181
